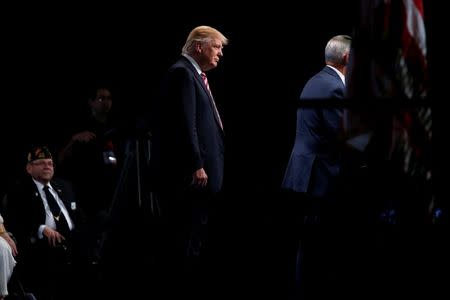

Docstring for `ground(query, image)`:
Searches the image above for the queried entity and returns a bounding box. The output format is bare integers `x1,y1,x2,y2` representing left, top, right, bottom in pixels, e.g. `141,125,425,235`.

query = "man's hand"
43,226,66,247
191,168,208,188
72,131,96,143
0,232,18,256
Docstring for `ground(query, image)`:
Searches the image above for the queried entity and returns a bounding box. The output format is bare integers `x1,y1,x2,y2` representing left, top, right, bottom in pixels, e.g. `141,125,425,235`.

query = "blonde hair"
182,25,229,55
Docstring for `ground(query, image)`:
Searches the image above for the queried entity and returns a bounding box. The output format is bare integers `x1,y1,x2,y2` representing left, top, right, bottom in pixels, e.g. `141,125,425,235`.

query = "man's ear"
194,41,203,54
344,52,350,65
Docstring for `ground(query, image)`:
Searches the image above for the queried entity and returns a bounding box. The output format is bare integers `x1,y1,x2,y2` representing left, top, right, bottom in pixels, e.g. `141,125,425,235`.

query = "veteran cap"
27,145,53,163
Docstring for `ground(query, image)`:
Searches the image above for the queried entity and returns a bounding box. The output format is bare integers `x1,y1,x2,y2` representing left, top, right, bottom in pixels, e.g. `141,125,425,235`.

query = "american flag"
383,0,433,218
348,0,431,178
347,0,434,221
390,0,431,179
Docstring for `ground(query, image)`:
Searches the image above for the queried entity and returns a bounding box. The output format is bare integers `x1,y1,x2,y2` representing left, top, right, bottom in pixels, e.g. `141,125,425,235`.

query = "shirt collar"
182,53,202,75
32,178,53,192
326,65,345,86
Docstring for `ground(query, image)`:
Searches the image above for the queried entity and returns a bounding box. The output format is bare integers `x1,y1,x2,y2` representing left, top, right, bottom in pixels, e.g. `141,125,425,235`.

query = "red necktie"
201,72,223,130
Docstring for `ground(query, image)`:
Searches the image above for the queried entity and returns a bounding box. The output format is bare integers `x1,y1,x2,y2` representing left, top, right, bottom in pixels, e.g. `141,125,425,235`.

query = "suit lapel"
181,57,224,132
51,181,71,213
29,181,47,225
323,66,345,90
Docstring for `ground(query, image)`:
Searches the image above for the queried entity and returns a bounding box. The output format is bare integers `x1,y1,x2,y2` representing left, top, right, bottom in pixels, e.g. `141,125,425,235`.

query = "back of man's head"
325,35,352,66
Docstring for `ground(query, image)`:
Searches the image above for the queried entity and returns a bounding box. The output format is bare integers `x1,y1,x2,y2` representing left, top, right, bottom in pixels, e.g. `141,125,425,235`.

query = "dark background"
0,0,437,209
1,2,443,298
1,1,358,191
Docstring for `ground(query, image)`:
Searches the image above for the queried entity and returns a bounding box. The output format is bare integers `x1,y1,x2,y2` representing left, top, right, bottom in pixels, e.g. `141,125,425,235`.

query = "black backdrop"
0,1,444,298
1,1,357,193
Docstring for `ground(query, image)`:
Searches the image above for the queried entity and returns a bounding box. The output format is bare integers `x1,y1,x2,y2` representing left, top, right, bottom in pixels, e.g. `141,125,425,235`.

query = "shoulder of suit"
51,178,71,190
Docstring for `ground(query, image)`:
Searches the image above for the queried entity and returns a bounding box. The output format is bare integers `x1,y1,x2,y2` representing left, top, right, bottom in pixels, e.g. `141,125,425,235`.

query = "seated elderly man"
0,213,17,300
4,145,88,300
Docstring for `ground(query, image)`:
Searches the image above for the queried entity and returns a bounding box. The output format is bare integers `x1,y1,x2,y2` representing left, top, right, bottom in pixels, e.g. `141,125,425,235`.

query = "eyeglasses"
95,95,112,102
30,160,54,167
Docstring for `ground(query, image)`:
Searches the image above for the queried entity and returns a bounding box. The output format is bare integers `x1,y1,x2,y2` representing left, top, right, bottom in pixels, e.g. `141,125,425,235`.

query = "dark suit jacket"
4,176,87,300
151,56,225,193
4,176,85,257
282,66,344,198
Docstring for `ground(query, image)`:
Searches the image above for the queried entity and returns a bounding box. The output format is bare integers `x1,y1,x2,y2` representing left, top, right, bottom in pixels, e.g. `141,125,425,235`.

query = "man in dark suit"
150,25,228,297
281,35,351,299
282,34,351,200
4,145,87,300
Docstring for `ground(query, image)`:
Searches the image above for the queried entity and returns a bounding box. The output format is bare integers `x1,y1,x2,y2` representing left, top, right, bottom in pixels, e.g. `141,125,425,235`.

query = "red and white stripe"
399,0,428,98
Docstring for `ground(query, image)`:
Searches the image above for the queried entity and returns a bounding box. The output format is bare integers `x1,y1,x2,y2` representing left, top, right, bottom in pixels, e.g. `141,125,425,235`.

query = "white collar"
326,65,345,86
182,53,202,75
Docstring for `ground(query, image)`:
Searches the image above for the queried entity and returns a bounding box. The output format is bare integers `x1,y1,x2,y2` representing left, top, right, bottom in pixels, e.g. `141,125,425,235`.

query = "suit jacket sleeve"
171,67,203,171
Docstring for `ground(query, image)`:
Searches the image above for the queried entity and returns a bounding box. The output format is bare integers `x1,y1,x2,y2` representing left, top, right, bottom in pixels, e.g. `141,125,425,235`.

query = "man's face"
26,159,54,183
90,88,112,114
199,37,224,71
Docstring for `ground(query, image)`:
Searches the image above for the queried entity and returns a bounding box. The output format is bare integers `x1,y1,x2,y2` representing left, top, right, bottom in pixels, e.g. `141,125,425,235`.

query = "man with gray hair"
283,33,351,210
300,34,351,99
281,34,351,299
